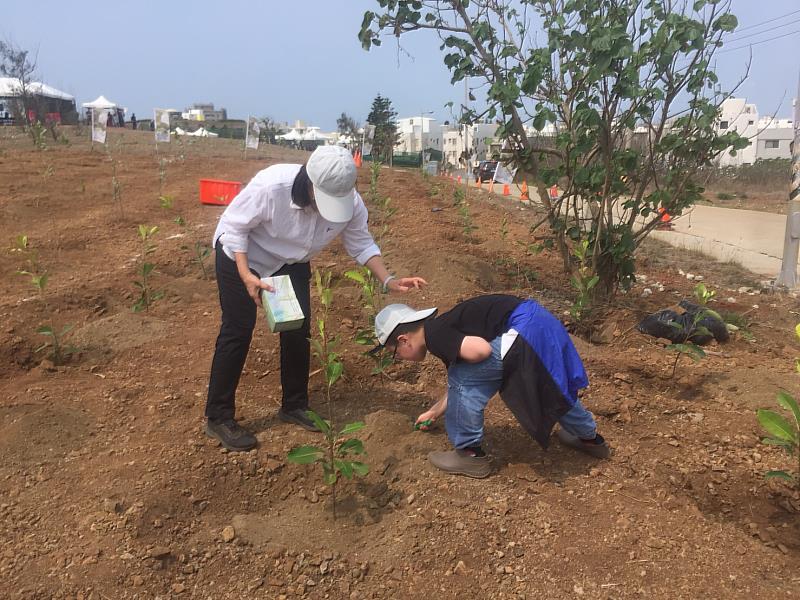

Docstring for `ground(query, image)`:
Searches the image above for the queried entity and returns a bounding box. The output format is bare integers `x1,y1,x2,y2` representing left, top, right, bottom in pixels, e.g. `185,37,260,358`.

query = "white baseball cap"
306,145,358,223
374,303,438,347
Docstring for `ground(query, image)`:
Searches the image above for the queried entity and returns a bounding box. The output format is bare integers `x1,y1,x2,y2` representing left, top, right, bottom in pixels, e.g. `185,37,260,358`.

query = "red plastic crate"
199,179,242,206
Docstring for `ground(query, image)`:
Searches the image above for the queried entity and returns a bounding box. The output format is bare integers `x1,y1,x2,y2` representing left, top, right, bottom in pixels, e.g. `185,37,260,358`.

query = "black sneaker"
278,408,321,432
206,418,257,451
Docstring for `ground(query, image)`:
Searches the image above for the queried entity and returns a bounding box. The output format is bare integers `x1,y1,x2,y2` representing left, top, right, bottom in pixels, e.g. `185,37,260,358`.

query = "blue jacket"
500,300,589,448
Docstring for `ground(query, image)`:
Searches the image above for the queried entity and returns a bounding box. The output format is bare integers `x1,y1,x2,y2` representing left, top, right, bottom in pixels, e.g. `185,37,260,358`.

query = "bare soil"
1,127,799,599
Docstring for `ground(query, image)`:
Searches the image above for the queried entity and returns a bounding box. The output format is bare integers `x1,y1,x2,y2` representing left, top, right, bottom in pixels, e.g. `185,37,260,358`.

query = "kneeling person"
373,294,610,478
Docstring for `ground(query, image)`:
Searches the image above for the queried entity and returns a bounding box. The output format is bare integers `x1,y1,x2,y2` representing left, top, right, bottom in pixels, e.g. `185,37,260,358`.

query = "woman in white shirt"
206,145,426,451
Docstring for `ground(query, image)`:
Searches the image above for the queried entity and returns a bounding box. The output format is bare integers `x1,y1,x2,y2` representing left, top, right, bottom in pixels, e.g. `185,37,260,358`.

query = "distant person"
205,145,427,451
372,294,611,478
117,108,124,127
130,113,137,130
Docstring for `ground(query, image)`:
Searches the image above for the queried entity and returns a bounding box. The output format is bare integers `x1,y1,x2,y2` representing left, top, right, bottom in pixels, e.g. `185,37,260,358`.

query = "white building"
182,103,227,122
396,116,442,153
755,116,795,161
442,122,499,169
715,98,796,167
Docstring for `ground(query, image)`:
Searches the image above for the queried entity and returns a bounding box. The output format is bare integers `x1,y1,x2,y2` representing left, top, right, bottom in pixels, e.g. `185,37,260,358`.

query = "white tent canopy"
277,128,303,141
0,77,74,101
302,127,330,142
82,95,119,110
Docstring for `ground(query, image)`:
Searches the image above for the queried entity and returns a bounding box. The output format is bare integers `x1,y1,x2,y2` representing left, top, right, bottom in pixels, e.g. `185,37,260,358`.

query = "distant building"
442,122,499,169
182,103,228,122
756,116,794,161
716,98,794,167
396,117,442,153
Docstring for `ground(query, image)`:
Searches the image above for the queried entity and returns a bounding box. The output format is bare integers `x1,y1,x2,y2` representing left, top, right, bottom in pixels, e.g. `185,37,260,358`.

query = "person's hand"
242,272,273,306
387,276,428,293
415,409,439,431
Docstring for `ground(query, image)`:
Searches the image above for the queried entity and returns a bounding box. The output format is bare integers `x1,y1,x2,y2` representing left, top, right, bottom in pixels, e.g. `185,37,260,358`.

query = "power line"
718,28,800,54
726,17,800,44
733,8,800,33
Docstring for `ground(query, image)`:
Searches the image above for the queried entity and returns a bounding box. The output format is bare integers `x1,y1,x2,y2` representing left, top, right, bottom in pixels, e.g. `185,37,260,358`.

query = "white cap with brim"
306,145,357,223
374,304,438,347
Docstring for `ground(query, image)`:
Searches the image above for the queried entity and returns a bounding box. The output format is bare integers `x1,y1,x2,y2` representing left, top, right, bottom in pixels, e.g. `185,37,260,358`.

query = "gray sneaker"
428,449,492,478
278,408,322,432
557,429,611,459
206,419,257,452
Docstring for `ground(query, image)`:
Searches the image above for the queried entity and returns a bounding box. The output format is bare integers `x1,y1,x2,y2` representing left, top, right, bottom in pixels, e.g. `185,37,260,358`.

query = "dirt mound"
0,403,92,466
72,311,168,359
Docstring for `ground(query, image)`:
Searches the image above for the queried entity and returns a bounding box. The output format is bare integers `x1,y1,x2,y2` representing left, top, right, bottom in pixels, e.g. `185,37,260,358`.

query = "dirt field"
1,127,799,599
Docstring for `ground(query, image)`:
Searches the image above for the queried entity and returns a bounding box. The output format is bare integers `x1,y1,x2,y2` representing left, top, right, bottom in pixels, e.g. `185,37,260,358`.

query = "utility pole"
776,70,800,288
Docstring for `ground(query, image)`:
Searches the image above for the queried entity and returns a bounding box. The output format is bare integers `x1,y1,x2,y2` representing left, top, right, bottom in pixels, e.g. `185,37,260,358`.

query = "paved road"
459,176,792,278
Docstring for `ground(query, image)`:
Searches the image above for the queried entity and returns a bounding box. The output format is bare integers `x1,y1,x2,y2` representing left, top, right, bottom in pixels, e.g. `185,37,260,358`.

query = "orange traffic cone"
502,183,510,196
475,177,480,187
520,180,530,201
356,151,363,167
488,180,494,193
457,175,462,184
549,185,559,200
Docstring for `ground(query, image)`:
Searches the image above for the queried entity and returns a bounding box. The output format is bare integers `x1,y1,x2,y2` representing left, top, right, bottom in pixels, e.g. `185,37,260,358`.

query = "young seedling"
132,225,163,312
368,161,382,206
569,239,599,323
112,160,124,219
344,266,391,375
158,194,174,210
500,214,509,241
664,283,721,378
286,270,369,519
194,241,211,280
18,270,75,365
458,201,477,240
756,324,800,490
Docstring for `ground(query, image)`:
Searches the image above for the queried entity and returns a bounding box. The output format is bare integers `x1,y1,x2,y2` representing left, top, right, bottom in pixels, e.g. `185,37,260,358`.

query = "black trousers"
205,241,311,422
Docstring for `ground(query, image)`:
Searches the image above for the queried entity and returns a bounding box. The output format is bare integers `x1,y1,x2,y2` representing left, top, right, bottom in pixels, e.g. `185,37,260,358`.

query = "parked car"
475,160,499,182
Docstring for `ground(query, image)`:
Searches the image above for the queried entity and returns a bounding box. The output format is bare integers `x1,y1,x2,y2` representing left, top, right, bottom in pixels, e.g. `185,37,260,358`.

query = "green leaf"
287,445,325,464
350,461,369,477
757,409,797,443
776,391,800,428
305,410,331,434
338,438,366,456
765,470,795,482
666,343,706,361
335,459,354,479
339,421,365,435
326,361,343,386
36,325,54,335
344,269,366,284
794,323,800,342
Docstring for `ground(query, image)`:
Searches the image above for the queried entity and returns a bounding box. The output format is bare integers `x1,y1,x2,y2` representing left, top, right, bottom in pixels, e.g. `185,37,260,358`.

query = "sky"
2,0,798,129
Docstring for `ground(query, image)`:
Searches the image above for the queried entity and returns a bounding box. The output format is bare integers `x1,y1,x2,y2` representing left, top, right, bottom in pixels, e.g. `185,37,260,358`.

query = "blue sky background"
2,0,798,128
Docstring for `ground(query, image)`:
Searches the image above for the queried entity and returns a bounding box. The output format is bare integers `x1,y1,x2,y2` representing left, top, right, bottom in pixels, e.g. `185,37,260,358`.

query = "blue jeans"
445,335,598,449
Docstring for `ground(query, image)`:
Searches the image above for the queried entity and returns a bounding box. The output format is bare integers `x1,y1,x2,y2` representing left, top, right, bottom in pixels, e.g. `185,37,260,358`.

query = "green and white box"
260,275,305,332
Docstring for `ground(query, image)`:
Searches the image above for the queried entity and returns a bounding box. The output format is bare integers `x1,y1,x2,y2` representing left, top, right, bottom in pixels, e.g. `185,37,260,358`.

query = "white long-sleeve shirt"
212,163,380,277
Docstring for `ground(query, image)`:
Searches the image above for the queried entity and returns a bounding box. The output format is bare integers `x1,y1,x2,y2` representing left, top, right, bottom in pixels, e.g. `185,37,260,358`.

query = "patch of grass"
716,192,734,201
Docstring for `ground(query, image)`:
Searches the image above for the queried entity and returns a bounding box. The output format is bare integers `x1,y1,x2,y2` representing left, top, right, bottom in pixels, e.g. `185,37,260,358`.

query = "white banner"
492,162,517,185
245,116,260,150
91,109,108,144
362,142,373,156
154,109,171,143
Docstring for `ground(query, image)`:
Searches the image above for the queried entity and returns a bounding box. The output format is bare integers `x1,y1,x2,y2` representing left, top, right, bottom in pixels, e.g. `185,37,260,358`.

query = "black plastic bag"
637,301,728,345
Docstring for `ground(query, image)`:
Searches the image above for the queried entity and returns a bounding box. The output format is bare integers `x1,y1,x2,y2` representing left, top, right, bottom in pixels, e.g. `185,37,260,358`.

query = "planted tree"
287,270,369,518
366,94,399,163
360,0,748,303
756,324,800,490
345,266,392,374
337,112,361,140
664,283,720,378
15,238,74,365
133,225,163,312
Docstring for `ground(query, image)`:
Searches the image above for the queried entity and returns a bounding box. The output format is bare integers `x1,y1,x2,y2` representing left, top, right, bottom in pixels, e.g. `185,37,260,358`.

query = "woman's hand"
387,276,428,293
242,272,273,306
